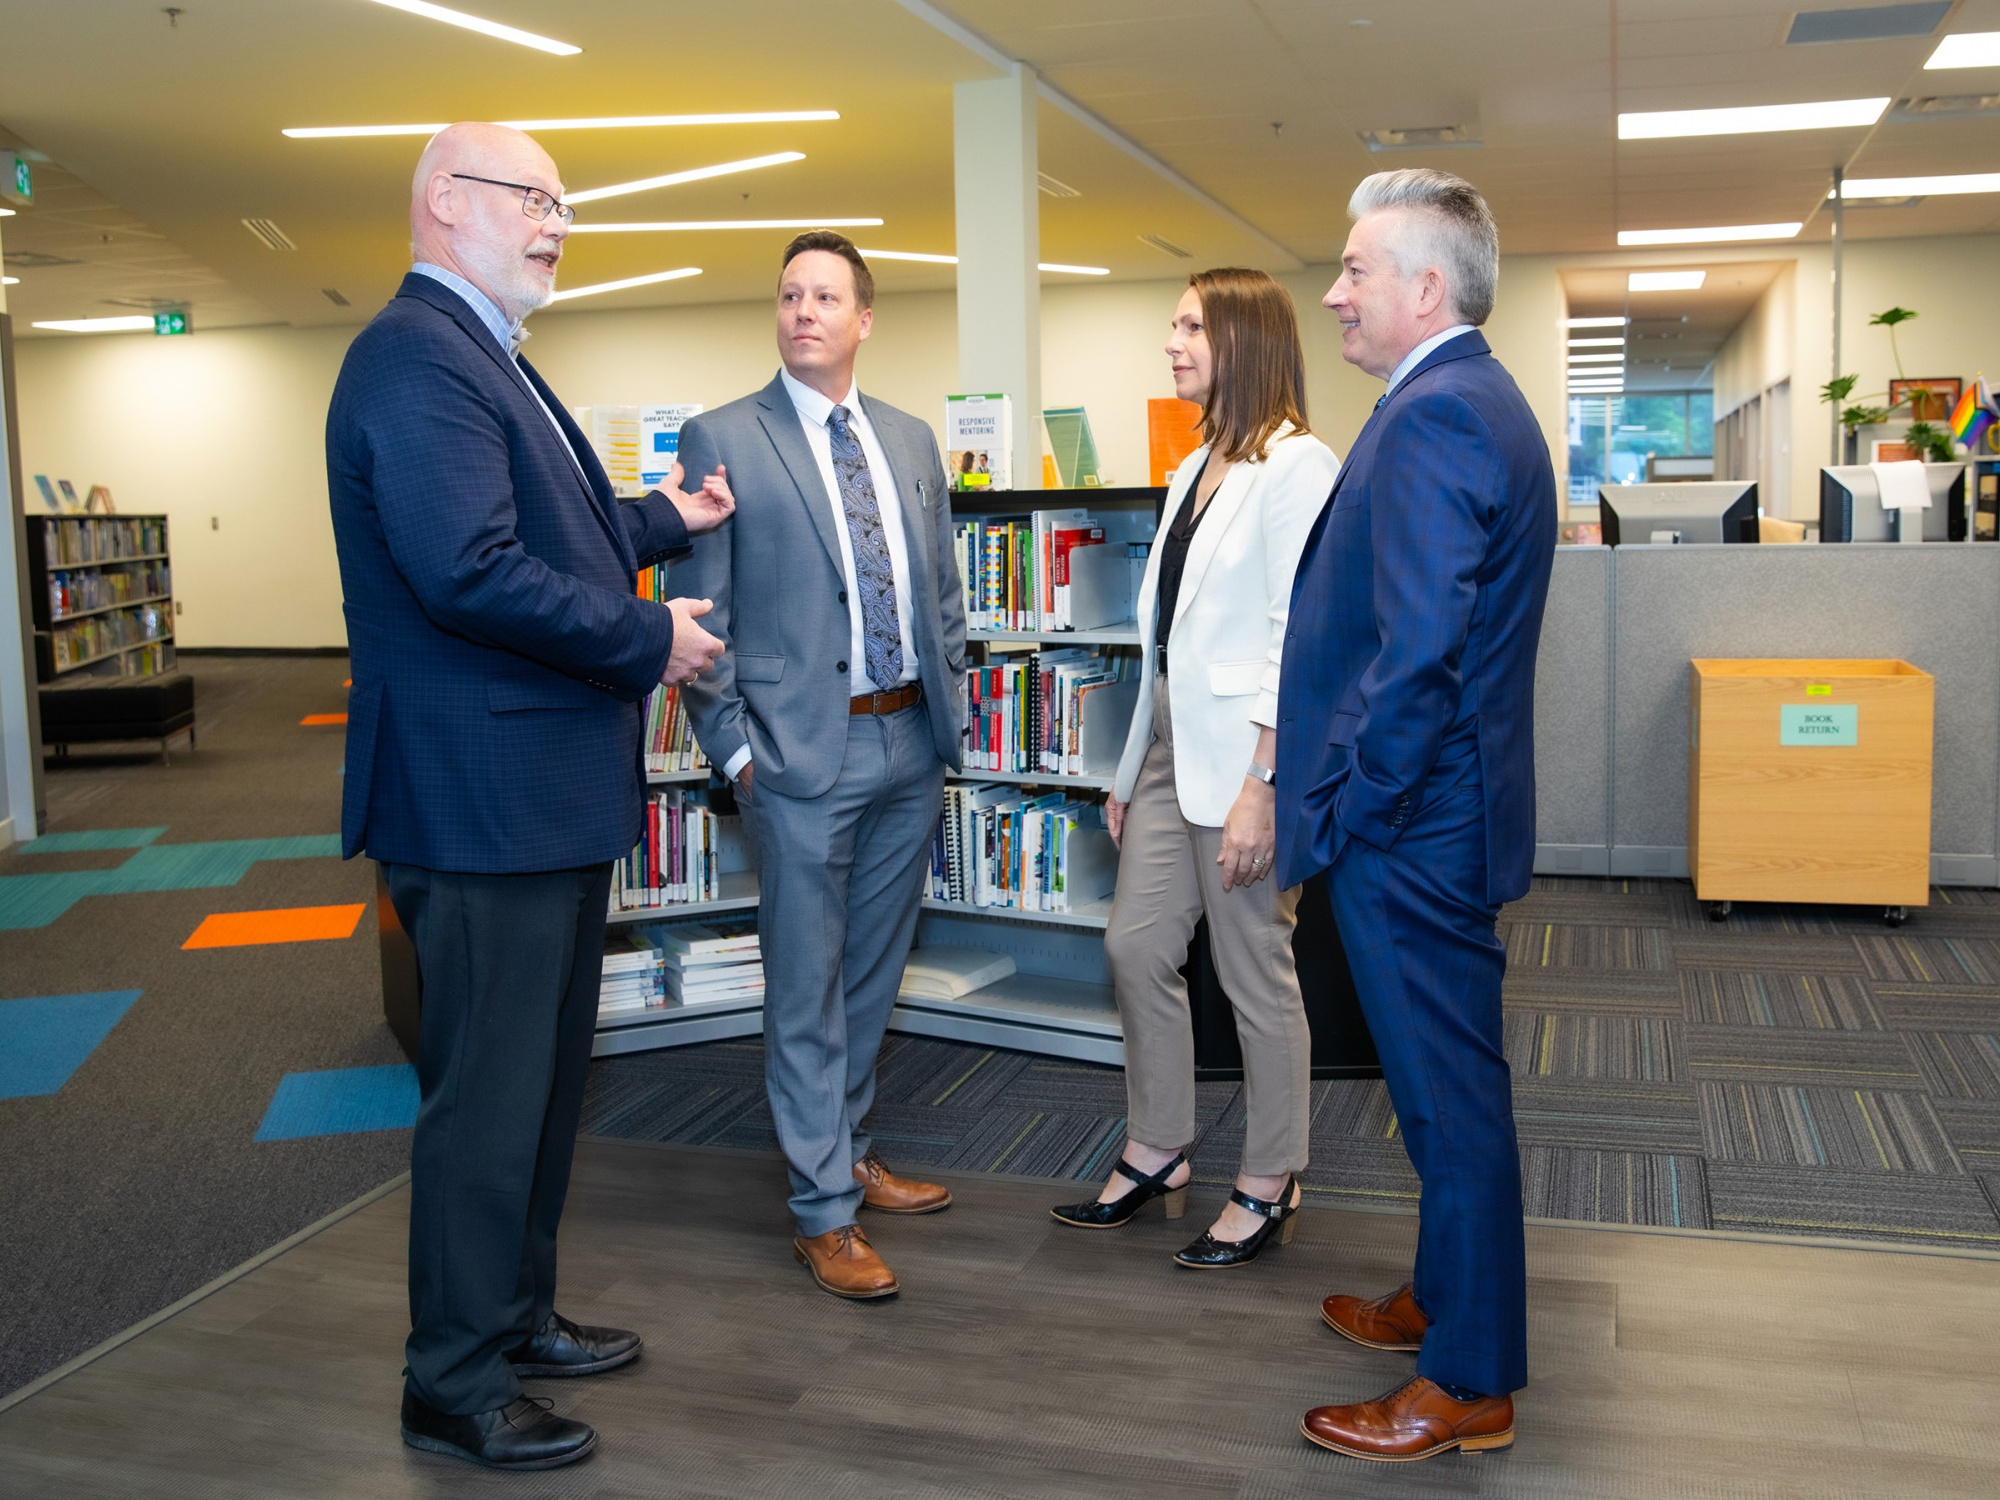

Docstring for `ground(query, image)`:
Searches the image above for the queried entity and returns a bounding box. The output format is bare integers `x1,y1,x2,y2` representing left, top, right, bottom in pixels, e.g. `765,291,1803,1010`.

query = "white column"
954,65,1041,489
0,213,42,844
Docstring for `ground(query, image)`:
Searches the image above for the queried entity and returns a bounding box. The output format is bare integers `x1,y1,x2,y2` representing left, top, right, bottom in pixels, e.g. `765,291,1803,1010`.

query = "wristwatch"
1246,761,1277,785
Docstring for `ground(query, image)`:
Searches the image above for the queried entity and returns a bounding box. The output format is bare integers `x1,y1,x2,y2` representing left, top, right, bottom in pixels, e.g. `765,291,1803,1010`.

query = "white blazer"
1111,424,1340,827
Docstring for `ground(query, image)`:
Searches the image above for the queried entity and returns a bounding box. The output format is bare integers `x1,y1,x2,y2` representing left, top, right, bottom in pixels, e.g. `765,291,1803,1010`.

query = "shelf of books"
591,487,1162,1065
25,515,178,683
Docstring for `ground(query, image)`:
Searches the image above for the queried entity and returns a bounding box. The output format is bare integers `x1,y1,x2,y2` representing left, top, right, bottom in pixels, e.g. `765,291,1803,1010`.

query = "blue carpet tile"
255,1063,419,1142
0,990,142,1099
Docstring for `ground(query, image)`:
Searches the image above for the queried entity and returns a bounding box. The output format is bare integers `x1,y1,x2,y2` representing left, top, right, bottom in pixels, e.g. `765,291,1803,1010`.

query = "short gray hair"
1347,169,1498,325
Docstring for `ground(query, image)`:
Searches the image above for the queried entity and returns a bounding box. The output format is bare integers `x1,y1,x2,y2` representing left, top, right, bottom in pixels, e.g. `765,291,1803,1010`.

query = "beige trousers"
1104,679,1310,1175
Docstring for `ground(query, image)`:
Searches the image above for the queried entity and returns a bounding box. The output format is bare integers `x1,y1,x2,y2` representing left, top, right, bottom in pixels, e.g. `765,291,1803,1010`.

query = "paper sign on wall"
1780,704,1858,746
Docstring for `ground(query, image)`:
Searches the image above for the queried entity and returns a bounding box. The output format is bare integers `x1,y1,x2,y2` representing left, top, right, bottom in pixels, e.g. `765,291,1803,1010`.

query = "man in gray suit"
677,232,966,1299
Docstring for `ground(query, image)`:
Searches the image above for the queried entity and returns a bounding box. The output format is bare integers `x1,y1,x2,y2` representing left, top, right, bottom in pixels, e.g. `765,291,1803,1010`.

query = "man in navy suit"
1276,169,1555,1464
326,123,731,1471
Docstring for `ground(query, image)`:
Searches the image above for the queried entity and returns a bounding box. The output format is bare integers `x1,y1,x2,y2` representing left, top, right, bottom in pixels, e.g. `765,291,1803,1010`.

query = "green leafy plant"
1820,307,1956,457
1904,421,1956,464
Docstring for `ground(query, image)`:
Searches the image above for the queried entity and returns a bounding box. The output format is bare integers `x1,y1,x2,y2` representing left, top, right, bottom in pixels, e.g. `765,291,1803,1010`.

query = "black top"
1153,453,1213,662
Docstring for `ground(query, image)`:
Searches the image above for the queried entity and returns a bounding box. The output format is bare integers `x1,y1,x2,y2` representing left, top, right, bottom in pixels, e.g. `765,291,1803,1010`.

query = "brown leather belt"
850,682,923,716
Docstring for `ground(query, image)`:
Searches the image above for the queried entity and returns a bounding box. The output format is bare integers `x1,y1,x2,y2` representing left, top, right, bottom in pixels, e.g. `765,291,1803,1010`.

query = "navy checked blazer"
1274,330,1556,904
326,271,691,873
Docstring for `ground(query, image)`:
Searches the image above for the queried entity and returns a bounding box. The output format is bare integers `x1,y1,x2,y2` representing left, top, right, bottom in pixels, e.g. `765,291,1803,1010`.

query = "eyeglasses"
450,173,575,224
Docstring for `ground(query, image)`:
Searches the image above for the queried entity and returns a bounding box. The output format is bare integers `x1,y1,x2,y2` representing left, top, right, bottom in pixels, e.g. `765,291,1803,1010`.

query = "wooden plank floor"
3,1138,1996,1498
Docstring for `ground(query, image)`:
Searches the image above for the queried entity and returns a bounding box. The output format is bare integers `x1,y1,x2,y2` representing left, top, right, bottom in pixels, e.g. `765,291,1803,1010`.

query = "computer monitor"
1598,482,1759,545
1819,465,1967,542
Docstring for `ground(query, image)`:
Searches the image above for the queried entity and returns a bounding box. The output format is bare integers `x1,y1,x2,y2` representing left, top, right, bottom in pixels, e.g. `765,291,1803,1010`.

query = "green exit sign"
154,310,191,336
1,153,29,207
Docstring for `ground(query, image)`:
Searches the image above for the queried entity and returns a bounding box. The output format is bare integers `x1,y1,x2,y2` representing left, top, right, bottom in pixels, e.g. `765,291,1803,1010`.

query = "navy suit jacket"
326,272,691,873
1275,330,1556,904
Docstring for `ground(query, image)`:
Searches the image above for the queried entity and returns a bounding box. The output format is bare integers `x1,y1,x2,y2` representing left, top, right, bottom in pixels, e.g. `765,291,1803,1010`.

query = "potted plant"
1819,307,1958,463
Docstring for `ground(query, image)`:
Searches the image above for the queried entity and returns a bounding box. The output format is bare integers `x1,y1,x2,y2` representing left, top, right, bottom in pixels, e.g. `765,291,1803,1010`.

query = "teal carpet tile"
1680,969,1884,1030
1699,1083,1965,1174
0,835,345,929
1504,1012,1680,1081
1684,1026,1927,1089
1907,1032,2000,1100
1518,1146,1709,1229
16,828,165,853
1705,1162,2000,1248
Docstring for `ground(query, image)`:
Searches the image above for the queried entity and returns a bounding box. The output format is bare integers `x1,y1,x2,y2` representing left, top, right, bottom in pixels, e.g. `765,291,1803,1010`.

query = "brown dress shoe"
792,1224,900,1300
1321,1282,1429,1351
1302,1376,1514,1462
853,1150,952,1214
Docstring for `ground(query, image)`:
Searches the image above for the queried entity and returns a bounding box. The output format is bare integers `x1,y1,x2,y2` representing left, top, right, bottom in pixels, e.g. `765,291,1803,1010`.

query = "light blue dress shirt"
1386,324,1476,396
410,262,583,471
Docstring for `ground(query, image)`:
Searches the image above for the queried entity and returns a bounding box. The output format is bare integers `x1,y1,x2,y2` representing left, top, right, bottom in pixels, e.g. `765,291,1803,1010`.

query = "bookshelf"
26,515,177,683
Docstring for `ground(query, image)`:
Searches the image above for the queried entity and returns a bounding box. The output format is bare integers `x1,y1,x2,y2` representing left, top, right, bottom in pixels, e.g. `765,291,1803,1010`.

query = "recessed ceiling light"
1927,31,2000,68
1569,352,1626,364
1569,337,1627,347
1,276,18,285
32,316,158,333
1629,271,1707,291
565,153,805,206
569,218,884,234
857,249,1110,275
1617,222,1803,246
362,0,580,56
283,111,839,139
549,267,702,302
1618,97,1888,139
1839,172,2000,197
1566,316,1629,328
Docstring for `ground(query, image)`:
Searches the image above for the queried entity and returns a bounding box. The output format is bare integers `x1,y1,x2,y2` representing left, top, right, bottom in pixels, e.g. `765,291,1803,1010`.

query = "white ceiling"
0,0,1996,339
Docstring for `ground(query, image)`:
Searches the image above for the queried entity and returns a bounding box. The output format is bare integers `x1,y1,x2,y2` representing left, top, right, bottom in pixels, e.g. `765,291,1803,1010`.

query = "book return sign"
1780,704,1858,746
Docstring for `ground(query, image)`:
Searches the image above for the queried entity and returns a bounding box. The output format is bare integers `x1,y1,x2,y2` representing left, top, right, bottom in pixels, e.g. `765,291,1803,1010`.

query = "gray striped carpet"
584,876,2000,1249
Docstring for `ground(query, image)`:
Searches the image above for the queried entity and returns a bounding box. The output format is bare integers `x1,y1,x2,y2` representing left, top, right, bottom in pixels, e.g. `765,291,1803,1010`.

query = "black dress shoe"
1173,1176,1302,1268
1050,1151,1190,1229
506,1311,643,1377
400,1388,596,1470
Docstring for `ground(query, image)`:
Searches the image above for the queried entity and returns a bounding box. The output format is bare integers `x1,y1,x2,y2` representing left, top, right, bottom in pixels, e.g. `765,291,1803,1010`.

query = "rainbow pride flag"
1950,376,1996,449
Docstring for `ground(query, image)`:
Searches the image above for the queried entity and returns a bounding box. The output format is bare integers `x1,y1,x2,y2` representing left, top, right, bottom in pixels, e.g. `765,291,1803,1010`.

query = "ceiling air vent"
241,217,296,251
1138,233,1192,260
1359,124,1481,153
1037,171,1081,199
4,251,83,268
322,287,351,307
1786,4,1949,45
1890,93,2000,120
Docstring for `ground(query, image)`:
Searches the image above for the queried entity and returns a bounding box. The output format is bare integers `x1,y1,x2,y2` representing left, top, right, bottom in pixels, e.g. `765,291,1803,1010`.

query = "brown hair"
1188,267,1310,463
779,230,875,309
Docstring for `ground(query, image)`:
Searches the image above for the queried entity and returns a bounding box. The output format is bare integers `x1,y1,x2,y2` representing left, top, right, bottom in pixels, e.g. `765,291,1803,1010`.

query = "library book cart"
381,489,1376,1080
26,514,194,764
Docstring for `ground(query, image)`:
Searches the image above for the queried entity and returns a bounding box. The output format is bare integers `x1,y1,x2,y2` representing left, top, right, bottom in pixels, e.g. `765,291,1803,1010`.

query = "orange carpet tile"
183,904,367,950
300,713,348,726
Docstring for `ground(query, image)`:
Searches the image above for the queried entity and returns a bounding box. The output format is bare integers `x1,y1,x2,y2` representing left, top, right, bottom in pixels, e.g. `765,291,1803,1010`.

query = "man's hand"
661,597,724,686
734,762,754,803
658,461,734,535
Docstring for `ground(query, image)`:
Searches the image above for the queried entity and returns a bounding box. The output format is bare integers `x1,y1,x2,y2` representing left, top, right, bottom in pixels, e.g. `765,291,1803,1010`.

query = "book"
1042,407,1103,487
34,476,60,513
654,916,759,957
639,404,703,492
945,393,1012,491
900,946,1016,1000
1147,397,1205,486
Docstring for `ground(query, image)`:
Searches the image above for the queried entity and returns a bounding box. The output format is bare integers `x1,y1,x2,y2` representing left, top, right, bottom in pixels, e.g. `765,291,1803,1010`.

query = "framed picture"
1871,440,1918,463
1889,378,1960,422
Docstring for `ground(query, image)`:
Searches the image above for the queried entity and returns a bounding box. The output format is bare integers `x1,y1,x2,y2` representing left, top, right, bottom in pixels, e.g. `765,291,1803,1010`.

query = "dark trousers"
381,860,613,1415
1323,785,1528,1396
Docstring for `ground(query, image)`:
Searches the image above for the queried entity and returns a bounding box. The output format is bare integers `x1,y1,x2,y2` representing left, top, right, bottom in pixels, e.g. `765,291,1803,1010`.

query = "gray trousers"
1103,682,1311,1176
743,702,945,1235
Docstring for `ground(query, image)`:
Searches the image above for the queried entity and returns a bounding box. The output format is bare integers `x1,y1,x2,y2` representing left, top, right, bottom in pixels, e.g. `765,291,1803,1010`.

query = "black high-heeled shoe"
1172,1176,1301,1268
1049,1151,1190,1229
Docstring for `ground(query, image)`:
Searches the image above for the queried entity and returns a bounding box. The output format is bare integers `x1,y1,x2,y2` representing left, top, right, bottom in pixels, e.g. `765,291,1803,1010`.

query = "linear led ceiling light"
1569,337,1627,347
363,0,581,55
565,153,805,206
1618,97,1888,138
569,217,883,233
1569,352,1626,363
1839,172,2000,197
1617,222,1802,246
0,207,14,216
1629,270,1707,291
1566,315,1628,328
2,276,18,285
32,315,158,333
549,267,702,302
860,248,1111,274
283,111,839,139
1928,31,2000,68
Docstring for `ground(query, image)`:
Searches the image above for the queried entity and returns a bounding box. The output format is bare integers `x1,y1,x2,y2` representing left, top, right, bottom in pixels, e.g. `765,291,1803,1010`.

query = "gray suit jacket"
676,371,967,799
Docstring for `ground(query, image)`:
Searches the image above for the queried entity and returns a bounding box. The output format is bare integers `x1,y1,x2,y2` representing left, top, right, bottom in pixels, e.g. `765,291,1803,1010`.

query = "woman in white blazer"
1052,268,1338,1267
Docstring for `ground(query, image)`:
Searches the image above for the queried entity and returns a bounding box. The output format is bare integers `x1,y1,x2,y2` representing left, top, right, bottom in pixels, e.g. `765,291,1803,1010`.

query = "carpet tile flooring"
588,876,2000,1250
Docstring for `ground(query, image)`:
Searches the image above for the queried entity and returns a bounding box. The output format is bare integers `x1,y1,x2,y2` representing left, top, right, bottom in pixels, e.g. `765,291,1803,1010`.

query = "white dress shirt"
723,368,922,782
1386,323,1476,395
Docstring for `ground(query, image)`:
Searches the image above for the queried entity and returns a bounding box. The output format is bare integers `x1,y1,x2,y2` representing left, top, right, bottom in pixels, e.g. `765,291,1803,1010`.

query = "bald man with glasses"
327,122,731,1471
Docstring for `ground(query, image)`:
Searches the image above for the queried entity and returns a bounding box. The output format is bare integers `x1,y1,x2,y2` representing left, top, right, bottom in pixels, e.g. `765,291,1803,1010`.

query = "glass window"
1567,390,1714,505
